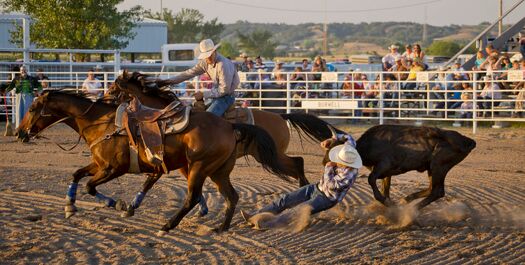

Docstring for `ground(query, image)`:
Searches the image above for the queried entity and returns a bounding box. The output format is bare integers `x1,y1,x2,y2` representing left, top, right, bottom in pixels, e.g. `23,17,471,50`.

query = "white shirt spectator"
82,73,102,101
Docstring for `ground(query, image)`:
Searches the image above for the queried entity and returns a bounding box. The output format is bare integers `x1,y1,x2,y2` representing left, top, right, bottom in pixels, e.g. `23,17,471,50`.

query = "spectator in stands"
383,74,399,109
412,44,427,70
390,56,409,81
36,68,50,90
382,44,400,71
473,51,486,70
94,65,104,81
500,56,512,70
363,74,379,108
479,76,502,114
239,53,249,72
451,61,469,80
341,70,363,117
5,65,42,128
459,92,474,119
302,59,311,72
520,35,525,60
272,60,286,87
485,43,499,57
290,66,306,90
402,44,414,60
404,58,425,91
431,66,453,110
255,56,266,71
311,56,326,95
479,55,501,79
82,69,102,101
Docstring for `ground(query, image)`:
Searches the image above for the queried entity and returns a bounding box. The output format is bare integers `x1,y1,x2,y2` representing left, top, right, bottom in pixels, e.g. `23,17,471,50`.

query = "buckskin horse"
17,90,289,234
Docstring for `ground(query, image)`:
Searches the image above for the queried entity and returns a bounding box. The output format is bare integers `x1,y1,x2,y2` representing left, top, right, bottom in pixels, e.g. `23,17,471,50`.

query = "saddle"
193,99,254,125
115,97,190,173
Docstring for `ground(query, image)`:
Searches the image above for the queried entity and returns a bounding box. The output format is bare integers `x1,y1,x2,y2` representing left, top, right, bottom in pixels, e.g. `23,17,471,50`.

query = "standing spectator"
82,69,102,101
485,43,499,57
362,74,379,108
311,56,327,95
302,58,311,72
382,44,400,71
255,56,266,71
5,65,42,128
36,68,50,90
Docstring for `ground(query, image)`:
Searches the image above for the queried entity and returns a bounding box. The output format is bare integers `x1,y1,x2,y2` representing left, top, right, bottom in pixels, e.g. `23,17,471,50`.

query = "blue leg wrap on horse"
199,194,208,215
131,192,146,209
66,183,78,202
95,192,116,208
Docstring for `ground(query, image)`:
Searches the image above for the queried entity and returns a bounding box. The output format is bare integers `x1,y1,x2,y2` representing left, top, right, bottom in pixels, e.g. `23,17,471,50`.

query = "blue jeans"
207,95,235,117
15,93,34,128
256,183,337,215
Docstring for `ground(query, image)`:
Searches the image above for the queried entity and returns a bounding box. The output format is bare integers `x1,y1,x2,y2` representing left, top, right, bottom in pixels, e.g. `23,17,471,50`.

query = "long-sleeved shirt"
6,75,42,94
317,133,359,202
167,54,239,99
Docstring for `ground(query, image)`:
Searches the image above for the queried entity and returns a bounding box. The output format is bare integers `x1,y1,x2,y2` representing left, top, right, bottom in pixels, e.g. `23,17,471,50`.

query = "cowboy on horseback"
161,39,239,117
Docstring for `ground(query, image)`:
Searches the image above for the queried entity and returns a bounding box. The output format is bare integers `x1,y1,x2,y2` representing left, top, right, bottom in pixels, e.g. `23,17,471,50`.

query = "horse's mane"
128,72,180,103
45,89,118,106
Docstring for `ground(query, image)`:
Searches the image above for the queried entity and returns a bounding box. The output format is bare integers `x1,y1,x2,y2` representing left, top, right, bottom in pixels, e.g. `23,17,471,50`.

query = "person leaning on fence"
36,68,50,90
82,69,103,101
5,66,42,129
160,39,239,117
240,134,361,230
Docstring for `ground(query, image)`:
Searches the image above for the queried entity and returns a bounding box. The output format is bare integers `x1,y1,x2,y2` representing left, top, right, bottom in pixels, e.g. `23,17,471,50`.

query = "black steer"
322,124,476,209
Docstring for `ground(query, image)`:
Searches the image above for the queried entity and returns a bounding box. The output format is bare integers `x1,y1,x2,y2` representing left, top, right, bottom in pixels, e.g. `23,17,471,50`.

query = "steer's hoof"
156,230,168,237
115,199,127,211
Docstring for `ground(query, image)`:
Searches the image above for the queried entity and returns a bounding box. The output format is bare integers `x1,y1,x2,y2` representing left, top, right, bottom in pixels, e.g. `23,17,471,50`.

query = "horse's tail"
232,123,290,182
280,113,346,142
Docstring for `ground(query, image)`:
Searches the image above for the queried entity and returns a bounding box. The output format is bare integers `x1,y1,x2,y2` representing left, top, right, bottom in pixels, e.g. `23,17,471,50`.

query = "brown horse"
107,72,316,184
17,89,289,234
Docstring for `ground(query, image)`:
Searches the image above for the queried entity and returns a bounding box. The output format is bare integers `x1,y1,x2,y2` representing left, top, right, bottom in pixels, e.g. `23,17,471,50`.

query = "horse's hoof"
198,208,208,217
115,199,127,211
65,211,76,219
120,207,135,218
156,230,168,237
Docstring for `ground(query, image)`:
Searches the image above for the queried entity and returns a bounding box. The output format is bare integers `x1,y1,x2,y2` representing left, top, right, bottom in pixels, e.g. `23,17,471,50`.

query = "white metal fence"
1,70,524,134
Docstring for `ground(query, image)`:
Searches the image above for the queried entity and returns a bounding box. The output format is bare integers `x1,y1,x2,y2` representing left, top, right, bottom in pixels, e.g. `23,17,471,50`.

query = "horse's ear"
121,69,129,80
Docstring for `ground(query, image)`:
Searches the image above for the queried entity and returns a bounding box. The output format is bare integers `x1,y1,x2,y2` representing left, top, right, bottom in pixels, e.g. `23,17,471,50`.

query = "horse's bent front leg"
119,172,162,218
65,163,98,218
85,167,124,210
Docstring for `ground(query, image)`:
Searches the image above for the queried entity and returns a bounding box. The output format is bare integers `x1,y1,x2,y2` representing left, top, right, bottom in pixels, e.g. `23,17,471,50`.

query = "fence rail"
1,70,524,134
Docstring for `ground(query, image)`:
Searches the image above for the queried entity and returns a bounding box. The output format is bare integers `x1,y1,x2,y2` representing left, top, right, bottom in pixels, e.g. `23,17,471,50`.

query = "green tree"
2,0,142,51
218,41,237,58
237,30,277,59
145,8,224,43
426,40,462,57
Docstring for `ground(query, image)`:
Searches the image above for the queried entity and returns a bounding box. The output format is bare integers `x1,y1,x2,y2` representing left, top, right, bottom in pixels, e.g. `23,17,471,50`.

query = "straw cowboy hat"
328,144,363,168
197,39,221,60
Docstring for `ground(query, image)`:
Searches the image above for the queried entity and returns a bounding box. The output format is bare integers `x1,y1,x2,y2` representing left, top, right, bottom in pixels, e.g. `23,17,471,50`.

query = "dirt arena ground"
0,122,524,264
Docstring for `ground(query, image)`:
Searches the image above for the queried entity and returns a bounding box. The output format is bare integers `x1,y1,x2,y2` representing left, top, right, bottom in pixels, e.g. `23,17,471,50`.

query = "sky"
119,0,525,26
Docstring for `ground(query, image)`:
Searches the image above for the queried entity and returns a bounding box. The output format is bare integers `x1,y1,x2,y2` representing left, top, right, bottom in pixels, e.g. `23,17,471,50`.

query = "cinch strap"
66,182,78,203
131,192,146,209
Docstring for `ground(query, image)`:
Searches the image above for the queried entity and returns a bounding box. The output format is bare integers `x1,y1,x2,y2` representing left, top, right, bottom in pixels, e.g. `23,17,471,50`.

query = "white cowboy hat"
197,39,221,60
328,144,362,168
389,44,399,49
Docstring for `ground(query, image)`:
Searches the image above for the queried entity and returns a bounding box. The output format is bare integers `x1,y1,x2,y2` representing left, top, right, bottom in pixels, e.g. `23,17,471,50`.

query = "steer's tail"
232,123,290,182
281,113,345,142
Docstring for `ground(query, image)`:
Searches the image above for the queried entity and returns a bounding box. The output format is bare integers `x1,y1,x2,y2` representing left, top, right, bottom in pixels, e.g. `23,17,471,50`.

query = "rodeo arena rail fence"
1,68,524,134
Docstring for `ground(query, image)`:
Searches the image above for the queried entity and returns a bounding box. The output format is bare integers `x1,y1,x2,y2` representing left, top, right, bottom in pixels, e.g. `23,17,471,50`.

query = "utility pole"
160,0,164,19
422,6,428,44
323,0,328,56
498,0,503,36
